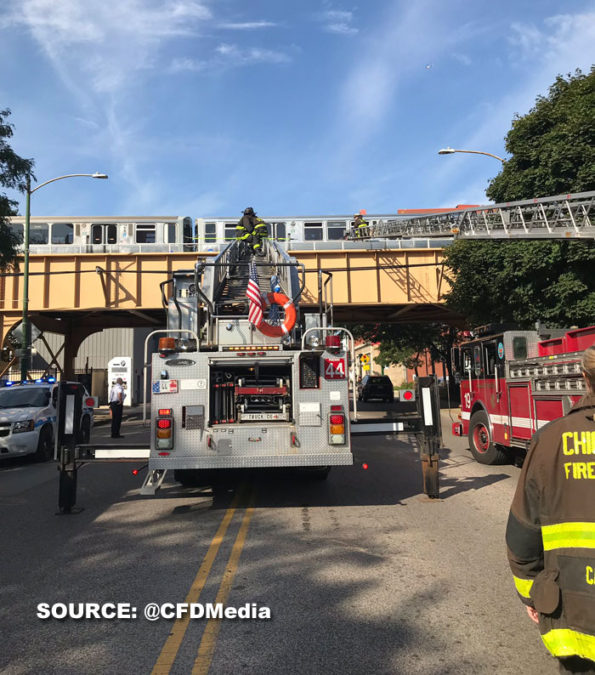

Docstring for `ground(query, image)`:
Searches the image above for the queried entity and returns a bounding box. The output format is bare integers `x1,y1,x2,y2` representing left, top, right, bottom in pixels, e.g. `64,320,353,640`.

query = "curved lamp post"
438,147,505,163
20,172,108,380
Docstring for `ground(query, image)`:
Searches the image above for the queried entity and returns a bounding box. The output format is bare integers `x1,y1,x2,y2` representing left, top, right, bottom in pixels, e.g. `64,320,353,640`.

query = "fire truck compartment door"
507,384,534,440
299,402,321,426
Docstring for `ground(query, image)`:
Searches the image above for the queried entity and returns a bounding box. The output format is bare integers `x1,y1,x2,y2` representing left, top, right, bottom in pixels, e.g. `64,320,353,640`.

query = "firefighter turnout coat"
236,215,268,250
506,393,595,663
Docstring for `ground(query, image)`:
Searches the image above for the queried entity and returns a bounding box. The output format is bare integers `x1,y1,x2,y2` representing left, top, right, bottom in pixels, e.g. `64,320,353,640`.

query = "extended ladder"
355,191,595,241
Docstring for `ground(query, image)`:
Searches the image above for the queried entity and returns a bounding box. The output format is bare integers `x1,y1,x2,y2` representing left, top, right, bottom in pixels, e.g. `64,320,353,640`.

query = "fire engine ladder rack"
355,191,595,241
508,353,587,394
198,239,305,346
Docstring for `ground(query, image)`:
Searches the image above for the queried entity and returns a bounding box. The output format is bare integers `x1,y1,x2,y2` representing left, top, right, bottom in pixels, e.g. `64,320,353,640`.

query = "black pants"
559,656,595,673
110,402,123,437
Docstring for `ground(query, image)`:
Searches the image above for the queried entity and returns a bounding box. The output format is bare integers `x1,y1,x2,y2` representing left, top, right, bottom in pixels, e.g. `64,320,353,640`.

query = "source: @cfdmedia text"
37,602,271,620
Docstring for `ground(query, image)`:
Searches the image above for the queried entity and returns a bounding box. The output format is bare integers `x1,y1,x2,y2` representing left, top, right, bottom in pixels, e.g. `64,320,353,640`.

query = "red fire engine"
451,324,595,464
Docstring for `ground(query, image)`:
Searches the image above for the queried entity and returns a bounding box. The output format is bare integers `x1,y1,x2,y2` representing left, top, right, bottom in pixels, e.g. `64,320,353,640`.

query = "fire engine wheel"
468,411,508,465
34,425,54,462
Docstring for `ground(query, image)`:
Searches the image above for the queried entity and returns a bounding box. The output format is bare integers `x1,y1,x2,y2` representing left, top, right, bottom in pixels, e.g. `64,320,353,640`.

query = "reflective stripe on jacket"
506,393,595,662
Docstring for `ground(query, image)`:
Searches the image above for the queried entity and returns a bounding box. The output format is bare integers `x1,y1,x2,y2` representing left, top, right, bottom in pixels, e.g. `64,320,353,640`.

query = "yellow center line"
191,488,257,675
151,487,245,675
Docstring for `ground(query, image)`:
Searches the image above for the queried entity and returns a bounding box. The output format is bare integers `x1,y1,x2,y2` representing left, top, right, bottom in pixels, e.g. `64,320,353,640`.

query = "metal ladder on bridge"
357,191,595,240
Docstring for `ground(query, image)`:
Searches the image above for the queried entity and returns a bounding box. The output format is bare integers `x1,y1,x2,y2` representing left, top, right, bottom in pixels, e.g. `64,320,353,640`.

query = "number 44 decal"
324,359,346,380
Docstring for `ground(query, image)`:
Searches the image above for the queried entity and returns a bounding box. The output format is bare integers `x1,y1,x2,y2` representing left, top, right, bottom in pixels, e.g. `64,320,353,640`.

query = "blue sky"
1,0,594,217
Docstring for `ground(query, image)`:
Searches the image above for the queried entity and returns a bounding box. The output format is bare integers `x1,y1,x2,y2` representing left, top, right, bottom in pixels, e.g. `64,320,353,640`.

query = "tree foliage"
443,239,595,328
0,108,34,268
486,68,595,201
445,68,595,329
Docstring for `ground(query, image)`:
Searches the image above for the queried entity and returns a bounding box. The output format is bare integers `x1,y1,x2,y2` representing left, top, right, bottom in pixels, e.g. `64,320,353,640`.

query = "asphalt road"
0,404,558,675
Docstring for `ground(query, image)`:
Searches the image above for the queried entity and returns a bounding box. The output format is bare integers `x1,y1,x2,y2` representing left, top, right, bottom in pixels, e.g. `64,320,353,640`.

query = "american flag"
246,261,263,326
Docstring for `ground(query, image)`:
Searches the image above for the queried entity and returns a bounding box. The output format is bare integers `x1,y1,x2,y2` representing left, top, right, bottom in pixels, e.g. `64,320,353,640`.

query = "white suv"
0,381,94,461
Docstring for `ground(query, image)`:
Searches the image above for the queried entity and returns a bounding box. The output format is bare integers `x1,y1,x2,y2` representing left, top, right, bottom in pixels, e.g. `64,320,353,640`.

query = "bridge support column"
63,324,96,380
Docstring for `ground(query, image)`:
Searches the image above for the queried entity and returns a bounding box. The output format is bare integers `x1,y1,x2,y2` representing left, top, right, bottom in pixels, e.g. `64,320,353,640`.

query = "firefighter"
506,345,595,672
236,207,268,256
353,213,368,238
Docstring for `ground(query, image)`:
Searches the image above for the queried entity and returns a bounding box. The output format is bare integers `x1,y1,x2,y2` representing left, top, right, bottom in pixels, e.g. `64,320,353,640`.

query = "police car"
0,378,94,461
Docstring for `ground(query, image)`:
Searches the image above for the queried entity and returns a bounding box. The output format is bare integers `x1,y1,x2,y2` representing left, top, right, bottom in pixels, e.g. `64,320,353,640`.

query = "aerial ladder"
352,191,595,241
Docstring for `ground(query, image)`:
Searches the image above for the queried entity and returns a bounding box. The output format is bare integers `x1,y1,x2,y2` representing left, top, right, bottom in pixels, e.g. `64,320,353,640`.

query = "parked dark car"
357,375,394,402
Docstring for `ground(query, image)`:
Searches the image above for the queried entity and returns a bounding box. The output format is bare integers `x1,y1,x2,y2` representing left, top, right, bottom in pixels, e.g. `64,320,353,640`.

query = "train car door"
91,223,118,252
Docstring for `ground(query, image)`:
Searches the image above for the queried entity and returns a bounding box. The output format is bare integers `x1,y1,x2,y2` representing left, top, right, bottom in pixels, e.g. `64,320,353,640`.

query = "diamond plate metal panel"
150,349,352,469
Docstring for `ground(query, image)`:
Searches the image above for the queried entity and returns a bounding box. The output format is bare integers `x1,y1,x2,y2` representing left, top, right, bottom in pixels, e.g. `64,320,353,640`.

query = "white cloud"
219,21,277,30
215,43,291,64
317,8,358,35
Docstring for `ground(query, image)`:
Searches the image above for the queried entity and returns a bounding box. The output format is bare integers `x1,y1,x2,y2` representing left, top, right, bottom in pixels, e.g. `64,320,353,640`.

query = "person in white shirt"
109,377,125,438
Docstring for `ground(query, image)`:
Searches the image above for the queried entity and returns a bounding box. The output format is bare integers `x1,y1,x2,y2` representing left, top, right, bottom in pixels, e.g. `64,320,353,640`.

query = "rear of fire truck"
144,238,353,492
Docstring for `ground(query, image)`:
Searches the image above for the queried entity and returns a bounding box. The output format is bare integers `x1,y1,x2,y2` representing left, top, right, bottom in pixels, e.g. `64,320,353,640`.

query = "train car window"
8,223,24,243
513,336,527,360
224,224,236,242
205,223,217,242
327,221,346,240
51,223,74,244
92,224,103,244
304,223,323,241
135,224,155,243
269,221,286,241
107,225,117,244
167,223,176,243
30,223,48,244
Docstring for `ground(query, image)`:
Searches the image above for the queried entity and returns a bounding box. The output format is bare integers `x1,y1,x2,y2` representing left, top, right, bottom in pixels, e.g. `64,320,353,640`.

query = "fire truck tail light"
330,424,345,434
330,414,344,425
330,405,343,411
158,408,172,416
157,429,171,439
157,419,171,429
158,451,170,456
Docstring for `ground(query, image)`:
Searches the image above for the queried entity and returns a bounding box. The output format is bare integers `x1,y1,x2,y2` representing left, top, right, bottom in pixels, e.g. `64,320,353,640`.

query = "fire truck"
141,237,355,492
451,324,595,464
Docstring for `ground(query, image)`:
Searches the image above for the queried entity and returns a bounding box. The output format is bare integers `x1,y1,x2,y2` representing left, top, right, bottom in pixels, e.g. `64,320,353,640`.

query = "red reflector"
158,452,170,456
158,409,172,416
330,414,344,424
85,397,95,407
330,405,343,411
132,469,139,476
402,390,413,401
157,419,171,429
362,463,368,470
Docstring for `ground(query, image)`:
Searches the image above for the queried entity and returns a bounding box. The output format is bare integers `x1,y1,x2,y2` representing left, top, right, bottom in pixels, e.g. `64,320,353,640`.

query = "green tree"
444,68,595,328
0,108,34,268
486,68,595,201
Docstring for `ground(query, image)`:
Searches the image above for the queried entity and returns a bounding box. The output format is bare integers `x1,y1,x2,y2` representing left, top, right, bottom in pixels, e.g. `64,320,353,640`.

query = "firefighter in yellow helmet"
506,345,595,672
236,207,268,256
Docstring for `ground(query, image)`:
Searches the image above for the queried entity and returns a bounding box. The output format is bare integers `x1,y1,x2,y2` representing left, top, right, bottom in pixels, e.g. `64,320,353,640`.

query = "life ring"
257,292,296,337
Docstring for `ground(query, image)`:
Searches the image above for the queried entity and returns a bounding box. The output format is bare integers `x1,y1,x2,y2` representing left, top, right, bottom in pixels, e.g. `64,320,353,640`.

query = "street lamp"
20,172,108,380
438,147,505,163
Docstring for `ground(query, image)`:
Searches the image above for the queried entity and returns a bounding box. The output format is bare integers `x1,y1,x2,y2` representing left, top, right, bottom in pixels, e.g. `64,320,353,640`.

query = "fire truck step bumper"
148,453,353,470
